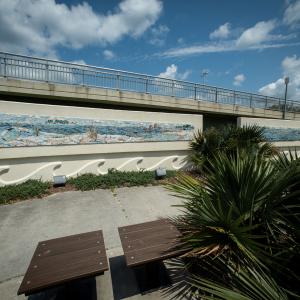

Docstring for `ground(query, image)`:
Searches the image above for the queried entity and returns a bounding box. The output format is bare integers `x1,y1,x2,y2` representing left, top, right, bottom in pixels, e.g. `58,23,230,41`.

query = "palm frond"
188,263,289,300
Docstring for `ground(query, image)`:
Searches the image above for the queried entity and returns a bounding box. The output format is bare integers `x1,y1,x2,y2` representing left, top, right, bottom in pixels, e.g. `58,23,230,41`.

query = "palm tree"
167,150,300,299
189,127,223,170
188,125,278,171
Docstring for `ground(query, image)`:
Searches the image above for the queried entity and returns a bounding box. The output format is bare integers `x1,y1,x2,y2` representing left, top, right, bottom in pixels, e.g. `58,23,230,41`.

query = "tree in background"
189,125,278,172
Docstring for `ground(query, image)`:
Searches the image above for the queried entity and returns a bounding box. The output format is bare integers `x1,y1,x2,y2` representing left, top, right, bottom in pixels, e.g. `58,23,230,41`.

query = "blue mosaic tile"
0,112,195,147
263,127,300,142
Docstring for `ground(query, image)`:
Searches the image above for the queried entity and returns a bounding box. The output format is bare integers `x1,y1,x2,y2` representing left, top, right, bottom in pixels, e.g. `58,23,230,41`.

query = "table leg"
64,276,97,300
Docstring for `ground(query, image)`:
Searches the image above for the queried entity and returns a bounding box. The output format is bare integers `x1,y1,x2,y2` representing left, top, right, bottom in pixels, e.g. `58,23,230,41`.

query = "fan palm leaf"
166,149,300,299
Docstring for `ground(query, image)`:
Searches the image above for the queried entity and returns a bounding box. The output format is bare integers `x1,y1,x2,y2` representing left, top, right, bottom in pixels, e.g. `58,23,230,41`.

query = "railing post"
194,84,197,100
116,73,120,90
233,91,236,105
250,95,253,108
215,88,218,103
265,96,268,110
45,63,49,82
278,99,282,112
145,77,149,93
3,55,7,77
172,80,175,97
289,101,293,113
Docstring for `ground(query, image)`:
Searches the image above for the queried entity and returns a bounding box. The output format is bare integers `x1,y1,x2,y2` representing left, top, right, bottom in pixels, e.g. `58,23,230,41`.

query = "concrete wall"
238,117,300,153
0,101,202,186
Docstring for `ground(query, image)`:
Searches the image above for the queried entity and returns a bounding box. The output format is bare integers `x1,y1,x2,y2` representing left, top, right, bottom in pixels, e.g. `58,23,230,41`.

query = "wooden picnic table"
18,230,108,296
118,219,183,293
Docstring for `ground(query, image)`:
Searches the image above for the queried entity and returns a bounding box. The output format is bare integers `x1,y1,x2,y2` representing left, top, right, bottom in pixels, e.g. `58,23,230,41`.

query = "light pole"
201,70,209,84
283,76,289,119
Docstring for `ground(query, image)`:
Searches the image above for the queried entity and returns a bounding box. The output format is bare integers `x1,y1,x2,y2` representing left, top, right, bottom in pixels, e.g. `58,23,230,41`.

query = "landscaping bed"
0,169,178,205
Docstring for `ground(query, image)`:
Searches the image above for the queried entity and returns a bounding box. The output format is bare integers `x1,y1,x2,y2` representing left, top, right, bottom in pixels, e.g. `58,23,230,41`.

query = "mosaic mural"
0,112,195,148
263,127,300,142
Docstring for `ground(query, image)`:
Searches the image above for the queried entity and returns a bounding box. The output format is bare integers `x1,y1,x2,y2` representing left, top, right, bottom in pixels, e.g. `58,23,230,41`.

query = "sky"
0,0,300,100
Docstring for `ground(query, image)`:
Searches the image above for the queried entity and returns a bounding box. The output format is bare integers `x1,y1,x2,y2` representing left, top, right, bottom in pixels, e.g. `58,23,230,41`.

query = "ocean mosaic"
263,127,300,142
0,112,195,148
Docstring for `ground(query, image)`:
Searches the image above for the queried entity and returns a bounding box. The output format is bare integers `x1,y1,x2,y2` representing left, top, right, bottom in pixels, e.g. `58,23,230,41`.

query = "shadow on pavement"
28,277,97,300
109,255,140,300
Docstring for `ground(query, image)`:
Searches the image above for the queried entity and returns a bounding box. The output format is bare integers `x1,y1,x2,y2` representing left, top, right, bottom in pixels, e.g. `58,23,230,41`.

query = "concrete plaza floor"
0,186,183,300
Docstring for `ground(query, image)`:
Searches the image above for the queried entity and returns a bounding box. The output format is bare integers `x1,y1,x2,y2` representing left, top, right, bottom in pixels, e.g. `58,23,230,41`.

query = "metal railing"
0,51,299,114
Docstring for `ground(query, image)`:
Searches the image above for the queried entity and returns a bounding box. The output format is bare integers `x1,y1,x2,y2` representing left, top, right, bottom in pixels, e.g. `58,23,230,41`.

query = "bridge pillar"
203,114,237,130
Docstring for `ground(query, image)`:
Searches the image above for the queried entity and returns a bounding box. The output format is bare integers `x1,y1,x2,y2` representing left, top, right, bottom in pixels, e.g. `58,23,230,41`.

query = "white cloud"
233,74,246,86
103,50,115,60
177,37,184,44
179,70,191,80
259,55,300,99
149,24,169,46
236,20,276,47
210,23,231,40
159,64,177,79
71,59,86,65
283,0,300,27
161,19,298,58
160,41,300,57
162,42,233,57
0,0,162,57
158,64,190,80
259,78,285,96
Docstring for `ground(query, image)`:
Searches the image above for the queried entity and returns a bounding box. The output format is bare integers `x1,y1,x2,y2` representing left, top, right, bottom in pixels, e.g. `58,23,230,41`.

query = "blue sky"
0,0,300,100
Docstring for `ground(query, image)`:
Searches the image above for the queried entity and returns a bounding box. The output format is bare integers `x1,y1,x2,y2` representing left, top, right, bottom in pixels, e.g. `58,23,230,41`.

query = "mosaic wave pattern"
264,127,300,142
0,113,194,147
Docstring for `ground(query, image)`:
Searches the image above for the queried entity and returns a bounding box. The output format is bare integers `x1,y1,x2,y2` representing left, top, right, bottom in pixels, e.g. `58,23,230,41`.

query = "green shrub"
0,180,50,205
68,173,102,191
0,170,177,204
68,169,177,191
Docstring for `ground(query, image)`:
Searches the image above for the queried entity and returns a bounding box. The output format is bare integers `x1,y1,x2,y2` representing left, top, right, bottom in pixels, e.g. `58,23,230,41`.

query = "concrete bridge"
0,52,300,129
0,52,300,186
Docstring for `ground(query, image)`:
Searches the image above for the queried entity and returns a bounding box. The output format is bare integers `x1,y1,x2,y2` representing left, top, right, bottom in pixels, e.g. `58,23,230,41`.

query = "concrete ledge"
0,142,191,159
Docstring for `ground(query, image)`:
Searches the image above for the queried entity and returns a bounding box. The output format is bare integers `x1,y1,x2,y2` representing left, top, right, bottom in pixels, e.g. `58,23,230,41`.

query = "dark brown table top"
118,219,183,267
18,230,108,296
